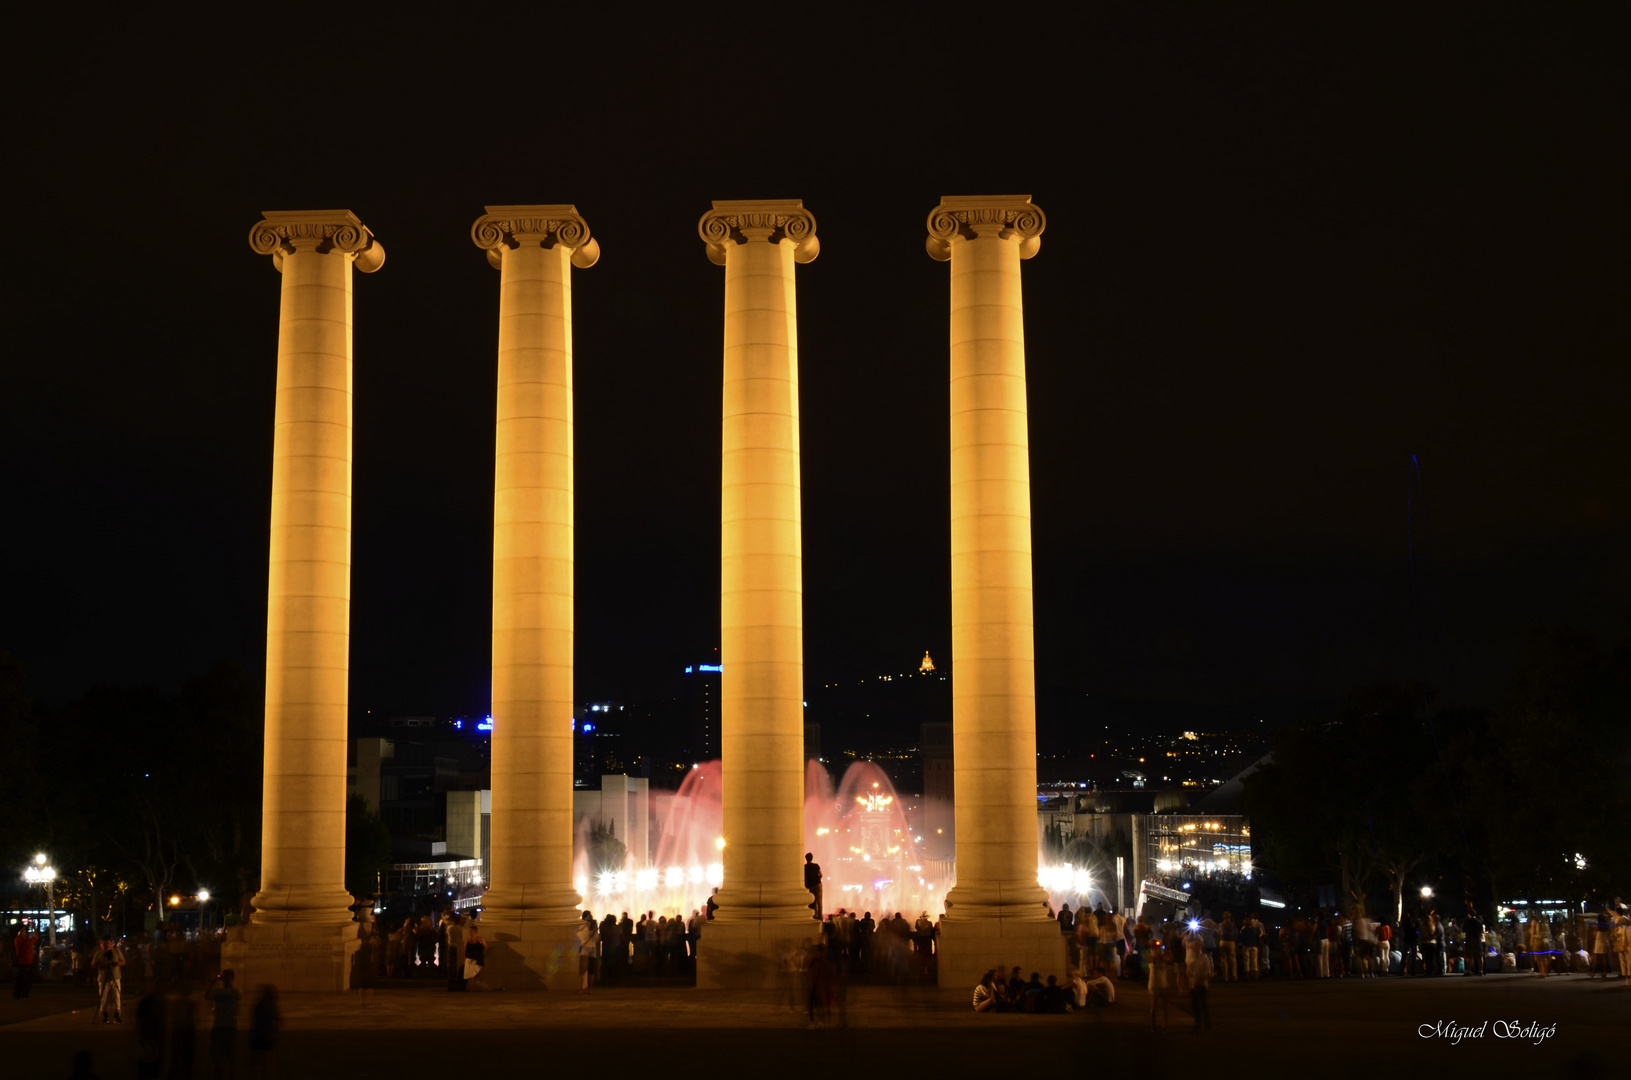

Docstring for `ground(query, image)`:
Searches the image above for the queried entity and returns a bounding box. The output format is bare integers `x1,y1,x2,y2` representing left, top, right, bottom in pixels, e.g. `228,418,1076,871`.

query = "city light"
198,890,209,901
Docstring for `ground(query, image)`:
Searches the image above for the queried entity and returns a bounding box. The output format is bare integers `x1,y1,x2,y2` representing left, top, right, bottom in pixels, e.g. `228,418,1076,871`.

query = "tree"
345,795,393,899
589,819,627,875
1239,682,1441,919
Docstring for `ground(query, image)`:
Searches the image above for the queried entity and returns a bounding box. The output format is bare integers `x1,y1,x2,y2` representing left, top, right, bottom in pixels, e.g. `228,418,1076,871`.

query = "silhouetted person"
206,970,241,1079
12,920,38,999
247,985,279,1080
1464,909,1485,976
136,988,166,1079
168,985,196,1079
804,853,823,919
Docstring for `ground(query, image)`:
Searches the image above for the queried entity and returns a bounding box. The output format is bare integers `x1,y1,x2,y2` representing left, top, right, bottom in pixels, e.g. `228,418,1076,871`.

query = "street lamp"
22,853,57,948
1420,886,1434,899
198,890,211,933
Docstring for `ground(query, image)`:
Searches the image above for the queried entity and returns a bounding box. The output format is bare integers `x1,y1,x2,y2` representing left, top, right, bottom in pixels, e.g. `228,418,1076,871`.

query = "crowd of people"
967,896,1631,1030
8,919,281,1077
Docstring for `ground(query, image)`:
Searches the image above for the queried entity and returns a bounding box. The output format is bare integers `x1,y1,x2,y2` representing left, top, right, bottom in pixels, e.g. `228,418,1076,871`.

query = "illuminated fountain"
571,759,949,921
572,761,725,918
805,759,946,920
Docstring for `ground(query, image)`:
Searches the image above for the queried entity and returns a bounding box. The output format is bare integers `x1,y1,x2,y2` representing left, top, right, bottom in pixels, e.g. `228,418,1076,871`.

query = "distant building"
682,659,722,762
573,774,652,869
921,722,954,862
573,702,626,786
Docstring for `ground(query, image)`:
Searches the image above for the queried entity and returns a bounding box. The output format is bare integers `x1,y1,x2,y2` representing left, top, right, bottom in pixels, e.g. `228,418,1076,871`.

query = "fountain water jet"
568,759,952,922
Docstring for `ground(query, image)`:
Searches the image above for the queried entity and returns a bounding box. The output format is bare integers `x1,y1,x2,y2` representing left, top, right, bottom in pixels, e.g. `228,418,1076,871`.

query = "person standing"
1147,929,1175,1032
1078,906,1101,975
206,970,241,1079
463,923,490,991
445,915,467,992
354,926,378,1004
1218,912,1238,983
1354,912,1376,977
804,853,824,920
1239,913,1261,980
576,912,600,992
1611,910,1631,987
1590,908,1614,978
12,921,38,1000
246,985,279,1080
135,986,166,1080
1183,920,1211,1031
93,935,125,1023
1463,908,1485,976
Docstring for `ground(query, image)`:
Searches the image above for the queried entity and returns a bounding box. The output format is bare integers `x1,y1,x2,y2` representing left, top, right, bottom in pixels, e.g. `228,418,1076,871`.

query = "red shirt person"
13,924,39,999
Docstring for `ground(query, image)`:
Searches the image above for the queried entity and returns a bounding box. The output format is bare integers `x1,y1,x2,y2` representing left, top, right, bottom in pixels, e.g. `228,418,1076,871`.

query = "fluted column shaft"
720,233,808,913
930,196,1051,919
699,202,820,949
474,207,600,930
248,210,383,925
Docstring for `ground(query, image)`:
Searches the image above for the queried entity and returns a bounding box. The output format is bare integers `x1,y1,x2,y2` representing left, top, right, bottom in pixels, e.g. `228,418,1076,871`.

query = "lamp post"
198,890,210,934
23,853,56,948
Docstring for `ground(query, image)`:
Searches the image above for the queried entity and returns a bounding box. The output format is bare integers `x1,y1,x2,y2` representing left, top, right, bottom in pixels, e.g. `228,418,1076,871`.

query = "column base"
695,909,818,989
475,911,583,991
934,914,1068,991
220,919,360,993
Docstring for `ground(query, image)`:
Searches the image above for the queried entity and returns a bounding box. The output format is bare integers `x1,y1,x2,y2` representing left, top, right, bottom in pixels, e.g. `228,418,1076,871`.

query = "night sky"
6,9,1625,752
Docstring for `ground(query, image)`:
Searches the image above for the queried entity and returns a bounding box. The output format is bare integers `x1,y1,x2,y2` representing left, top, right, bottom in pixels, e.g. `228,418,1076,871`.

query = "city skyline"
6,10,1624,747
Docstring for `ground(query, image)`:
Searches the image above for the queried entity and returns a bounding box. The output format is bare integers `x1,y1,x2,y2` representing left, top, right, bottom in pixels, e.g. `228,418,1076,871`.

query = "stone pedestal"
221,924,361,993
694,200,820,989
237,210,383,991
925,196,1060,985
471,206,600,991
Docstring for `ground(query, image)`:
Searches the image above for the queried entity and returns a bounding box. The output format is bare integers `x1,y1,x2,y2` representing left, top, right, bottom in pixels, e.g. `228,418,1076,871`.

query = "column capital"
698,199,819,266
249,210,384,272
925,195,1045,262
472,205,600,270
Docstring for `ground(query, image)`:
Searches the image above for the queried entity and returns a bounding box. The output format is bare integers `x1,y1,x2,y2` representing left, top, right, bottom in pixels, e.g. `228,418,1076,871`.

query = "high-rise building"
682,658,722,762
572,702,625,787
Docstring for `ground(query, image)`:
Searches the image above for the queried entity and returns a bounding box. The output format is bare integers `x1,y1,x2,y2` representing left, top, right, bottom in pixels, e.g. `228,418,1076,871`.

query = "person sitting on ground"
972,970,998,1012
1005,965,1026,1008
1080,971,1116,1007
1023,971,1044,1012
1039,974,1067,1013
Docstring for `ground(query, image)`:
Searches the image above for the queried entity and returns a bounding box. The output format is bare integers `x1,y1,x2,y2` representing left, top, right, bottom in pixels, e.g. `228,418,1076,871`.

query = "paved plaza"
3,974,1623,1077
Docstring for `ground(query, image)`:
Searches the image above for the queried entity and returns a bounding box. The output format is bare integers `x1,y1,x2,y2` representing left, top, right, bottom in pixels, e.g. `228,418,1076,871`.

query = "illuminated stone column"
695,200,820,989
471,206,599,990
224,210,384,992
925,196,1064,988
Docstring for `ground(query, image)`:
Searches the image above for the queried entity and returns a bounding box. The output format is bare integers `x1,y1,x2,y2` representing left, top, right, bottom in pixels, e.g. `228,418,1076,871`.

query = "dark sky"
6,9,1626,749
